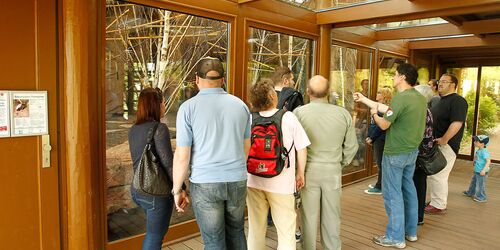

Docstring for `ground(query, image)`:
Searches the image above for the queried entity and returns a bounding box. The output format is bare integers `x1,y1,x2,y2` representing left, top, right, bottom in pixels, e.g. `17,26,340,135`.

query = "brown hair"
249,79,275,112
271,66,292,86
135,87,163,125
429,79,438,90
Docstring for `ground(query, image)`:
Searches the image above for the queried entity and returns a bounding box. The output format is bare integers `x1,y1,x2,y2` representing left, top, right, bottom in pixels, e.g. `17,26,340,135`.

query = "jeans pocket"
134,192,155,210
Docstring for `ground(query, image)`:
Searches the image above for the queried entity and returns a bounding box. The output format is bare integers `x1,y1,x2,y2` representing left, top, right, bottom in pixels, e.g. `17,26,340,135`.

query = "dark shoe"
373,235,406,249
424,204,446,214
295,230,301,242
364,187,382,195
417,220,424,226
462,191,471,197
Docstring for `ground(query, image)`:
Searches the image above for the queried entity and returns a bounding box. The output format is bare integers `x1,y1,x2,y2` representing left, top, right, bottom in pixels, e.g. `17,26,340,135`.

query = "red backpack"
247,109,294,178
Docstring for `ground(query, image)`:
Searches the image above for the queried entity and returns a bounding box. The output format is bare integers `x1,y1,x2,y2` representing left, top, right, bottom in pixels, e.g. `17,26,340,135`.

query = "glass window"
247,28,314,99
367,17,447,31
478,66,500,160
278,0,385,11
446,68,478,156
105,1,229,242
330,44,372,174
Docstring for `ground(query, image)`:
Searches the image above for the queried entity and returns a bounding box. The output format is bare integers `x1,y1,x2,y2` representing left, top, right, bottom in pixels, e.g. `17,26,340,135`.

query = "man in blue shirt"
172,57,251,250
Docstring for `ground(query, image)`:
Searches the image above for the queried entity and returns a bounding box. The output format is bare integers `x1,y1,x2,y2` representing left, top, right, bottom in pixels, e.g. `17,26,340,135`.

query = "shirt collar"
310,98,329,104
198,88,226,95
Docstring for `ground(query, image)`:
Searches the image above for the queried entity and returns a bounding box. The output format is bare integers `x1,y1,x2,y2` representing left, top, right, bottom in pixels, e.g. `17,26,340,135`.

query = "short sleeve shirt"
383,88,427,155
430,93,468,154
176,88,251,183
247,109,310,194
474,148,490,173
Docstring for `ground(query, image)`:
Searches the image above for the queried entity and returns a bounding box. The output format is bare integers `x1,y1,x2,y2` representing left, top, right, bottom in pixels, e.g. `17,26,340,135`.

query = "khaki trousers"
300,171,342,250
246,187,296,250
427,144,457,209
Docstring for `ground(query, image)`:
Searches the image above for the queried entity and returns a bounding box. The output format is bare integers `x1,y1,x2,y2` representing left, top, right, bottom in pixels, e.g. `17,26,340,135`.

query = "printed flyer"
10,91,48,136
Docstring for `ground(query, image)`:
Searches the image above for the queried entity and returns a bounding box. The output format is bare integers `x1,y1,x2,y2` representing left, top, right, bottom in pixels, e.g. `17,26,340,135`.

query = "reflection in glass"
330,44,372,174
478,67,500,160
446,68,478,156
278,0,384,11
367,17,447,30
247,28,314,97
105,1,229,242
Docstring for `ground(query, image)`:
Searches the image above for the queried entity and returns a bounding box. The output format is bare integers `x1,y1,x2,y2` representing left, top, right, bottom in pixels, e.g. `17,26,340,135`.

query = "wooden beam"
409,34,500,49
318,0,500,27
441,16,464,26
376,18,500,40
237,0,257,3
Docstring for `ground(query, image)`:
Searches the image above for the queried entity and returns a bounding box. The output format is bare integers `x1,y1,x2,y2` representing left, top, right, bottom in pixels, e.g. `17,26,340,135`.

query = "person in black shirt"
425,73,468,214
272,66,304,112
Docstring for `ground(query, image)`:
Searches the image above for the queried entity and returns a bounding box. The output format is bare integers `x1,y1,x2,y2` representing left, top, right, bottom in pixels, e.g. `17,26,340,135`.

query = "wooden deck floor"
164,159,500,249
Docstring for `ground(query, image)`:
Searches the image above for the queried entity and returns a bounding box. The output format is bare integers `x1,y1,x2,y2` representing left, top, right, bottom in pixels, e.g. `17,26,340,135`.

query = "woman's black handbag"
132,123,171,196
416,144,447,176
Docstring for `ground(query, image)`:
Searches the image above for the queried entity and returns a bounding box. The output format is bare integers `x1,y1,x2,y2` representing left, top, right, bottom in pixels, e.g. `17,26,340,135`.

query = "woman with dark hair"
428,79,440,108
128,87,176,250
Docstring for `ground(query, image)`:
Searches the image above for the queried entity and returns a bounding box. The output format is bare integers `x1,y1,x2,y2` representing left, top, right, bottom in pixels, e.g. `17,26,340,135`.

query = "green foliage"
464,91,499,135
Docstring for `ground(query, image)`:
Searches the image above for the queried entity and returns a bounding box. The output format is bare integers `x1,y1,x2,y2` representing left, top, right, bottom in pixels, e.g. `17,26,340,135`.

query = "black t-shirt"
430,93,468,154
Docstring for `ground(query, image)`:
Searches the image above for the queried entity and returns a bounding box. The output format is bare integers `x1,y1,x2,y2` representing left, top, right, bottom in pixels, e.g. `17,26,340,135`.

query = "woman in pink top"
247,79,310,250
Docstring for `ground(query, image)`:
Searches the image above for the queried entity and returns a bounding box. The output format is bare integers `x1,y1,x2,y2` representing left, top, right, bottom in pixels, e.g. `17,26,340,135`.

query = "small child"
463,135,491,202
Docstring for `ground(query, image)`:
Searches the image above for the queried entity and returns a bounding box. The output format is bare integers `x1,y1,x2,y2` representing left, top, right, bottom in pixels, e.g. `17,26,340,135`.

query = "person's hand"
480,169,486,176
353,92,366,103
174,190,190,213
434,137,448,146
365,137,373,146
296,172,305,191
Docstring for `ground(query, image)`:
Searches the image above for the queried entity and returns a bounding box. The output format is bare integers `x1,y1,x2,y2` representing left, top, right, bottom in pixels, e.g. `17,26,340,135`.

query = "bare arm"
480,158,491,176
173,146,191,212
244,138,250,158
353,92,389,113
371,107,392,130
295,148,307,191
435,121,463,145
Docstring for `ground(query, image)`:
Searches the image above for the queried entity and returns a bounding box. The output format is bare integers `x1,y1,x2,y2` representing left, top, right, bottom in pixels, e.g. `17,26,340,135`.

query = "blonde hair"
379,87,393,105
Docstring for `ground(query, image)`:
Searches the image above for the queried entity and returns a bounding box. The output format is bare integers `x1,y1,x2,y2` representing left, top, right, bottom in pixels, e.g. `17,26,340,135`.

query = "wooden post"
61,0,102,248
319,24,331,78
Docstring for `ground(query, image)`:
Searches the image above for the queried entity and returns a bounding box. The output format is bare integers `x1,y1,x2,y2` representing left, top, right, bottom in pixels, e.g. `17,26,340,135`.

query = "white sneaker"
405,235,418,242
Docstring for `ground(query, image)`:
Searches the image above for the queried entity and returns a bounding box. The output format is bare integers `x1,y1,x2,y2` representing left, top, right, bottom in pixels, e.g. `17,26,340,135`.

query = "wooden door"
0,1,60,249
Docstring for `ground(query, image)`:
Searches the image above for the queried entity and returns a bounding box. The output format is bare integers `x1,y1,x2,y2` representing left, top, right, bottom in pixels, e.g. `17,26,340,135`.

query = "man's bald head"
307,75,330,99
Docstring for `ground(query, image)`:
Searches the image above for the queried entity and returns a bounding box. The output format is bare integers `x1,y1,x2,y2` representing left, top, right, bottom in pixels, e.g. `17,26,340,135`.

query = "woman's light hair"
414,84,434,104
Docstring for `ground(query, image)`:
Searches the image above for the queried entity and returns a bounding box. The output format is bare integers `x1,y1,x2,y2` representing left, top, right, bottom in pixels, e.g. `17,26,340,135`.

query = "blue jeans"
131,189,174,250
382,150,418,242
190,180,247,250
466,172,487,200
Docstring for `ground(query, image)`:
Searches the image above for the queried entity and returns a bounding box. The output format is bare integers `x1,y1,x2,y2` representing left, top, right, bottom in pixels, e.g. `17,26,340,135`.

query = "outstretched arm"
353,92,389,114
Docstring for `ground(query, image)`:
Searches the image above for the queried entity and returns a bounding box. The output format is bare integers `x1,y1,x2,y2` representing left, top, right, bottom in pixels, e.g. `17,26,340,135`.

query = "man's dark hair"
396,63,418,86
442,73,459,89
271,66,292,86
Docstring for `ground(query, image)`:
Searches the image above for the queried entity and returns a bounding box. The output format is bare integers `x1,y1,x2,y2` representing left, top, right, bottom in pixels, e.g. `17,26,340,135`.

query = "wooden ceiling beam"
375,18,500,40
440,16,464,26
318,0,500,27
409,34,500,49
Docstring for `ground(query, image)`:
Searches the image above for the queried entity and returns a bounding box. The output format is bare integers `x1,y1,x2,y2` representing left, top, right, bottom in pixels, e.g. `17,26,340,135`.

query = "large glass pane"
378,54,406,88
478,66,500,160
330,44,372,174
247,28,314,98
446,68,478,156
105,1,229,242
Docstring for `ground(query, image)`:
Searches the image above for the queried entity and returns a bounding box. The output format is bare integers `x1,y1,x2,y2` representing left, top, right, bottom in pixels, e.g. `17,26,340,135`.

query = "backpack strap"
271,110,295,168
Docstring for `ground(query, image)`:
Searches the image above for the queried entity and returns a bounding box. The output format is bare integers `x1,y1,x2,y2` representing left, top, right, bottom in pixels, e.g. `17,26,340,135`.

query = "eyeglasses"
438,80,454,84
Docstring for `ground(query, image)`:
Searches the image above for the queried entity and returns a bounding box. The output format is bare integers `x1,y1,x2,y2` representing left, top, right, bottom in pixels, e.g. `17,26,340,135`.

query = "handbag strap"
146,122,160,146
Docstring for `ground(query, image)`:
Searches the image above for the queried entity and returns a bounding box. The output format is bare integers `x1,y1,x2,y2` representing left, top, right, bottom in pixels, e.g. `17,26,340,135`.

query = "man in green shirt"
294,75,358,250
354,63,426,249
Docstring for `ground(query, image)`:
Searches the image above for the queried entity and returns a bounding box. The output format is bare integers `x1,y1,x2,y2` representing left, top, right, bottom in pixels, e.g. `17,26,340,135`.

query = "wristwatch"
171,189,183,196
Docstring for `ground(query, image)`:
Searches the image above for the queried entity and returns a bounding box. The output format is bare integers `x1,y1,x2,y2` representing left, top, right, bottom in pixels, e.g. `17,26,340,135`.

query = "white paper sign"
0,91,10,137
10,91,49,137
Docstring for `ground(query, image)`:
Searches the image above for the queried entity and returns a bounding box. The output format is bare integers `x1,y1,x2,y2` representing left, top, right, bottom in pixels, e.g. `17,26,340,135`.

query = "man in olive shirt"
354,63,427,248
294,75,358,250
